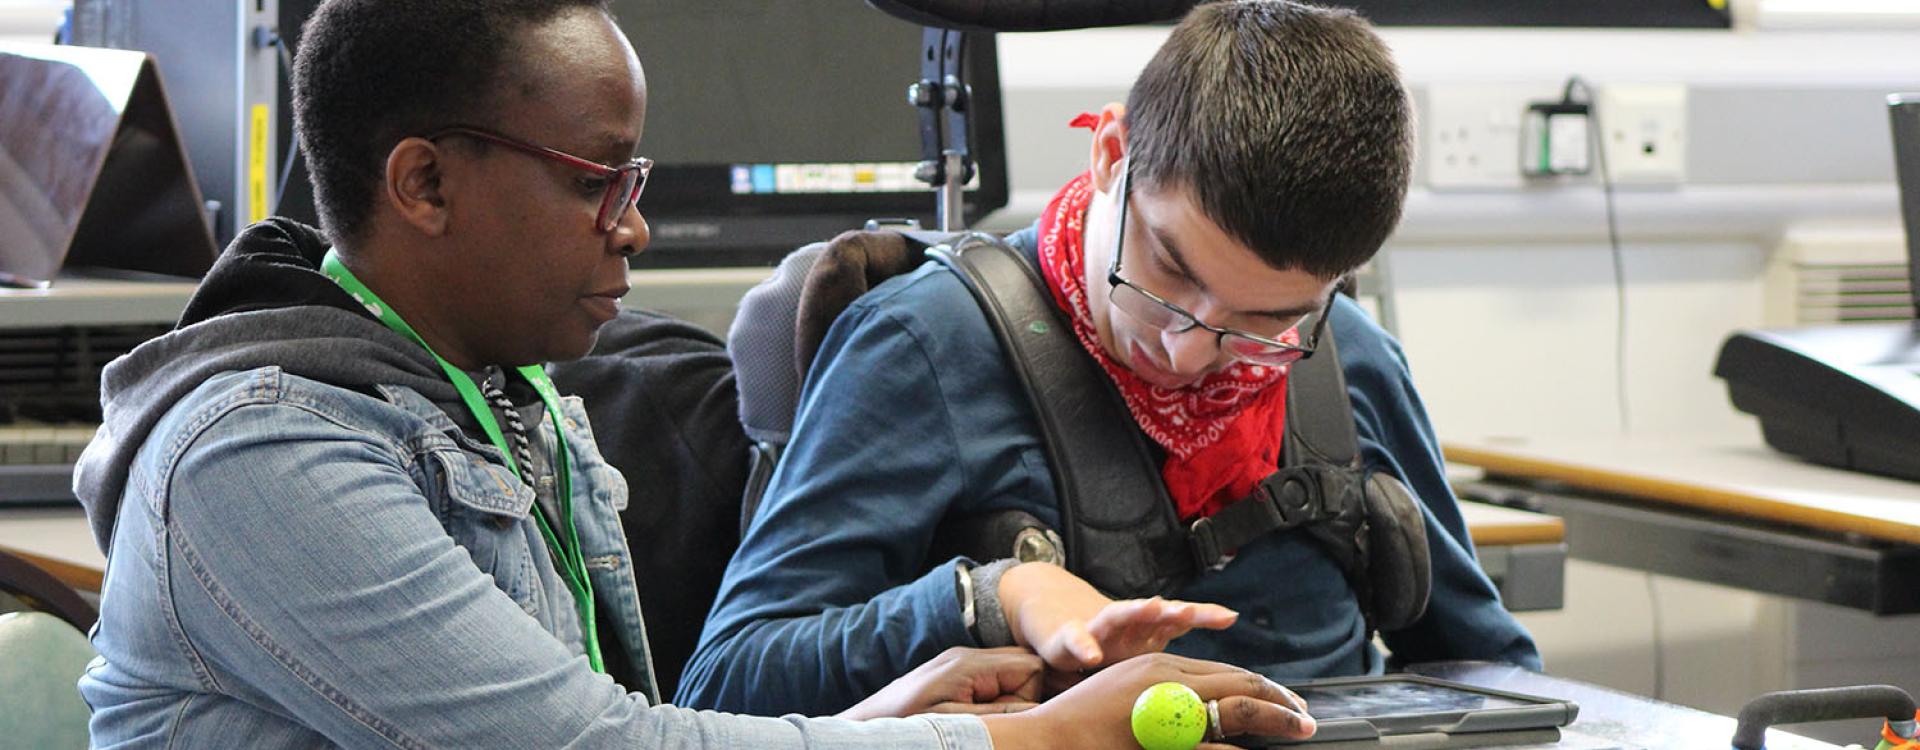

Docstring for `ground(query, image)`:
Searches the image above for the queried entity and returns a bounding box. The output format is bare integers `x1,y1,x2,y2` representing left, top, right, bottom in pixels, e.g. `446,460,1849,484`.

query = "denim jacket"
75,220,992,749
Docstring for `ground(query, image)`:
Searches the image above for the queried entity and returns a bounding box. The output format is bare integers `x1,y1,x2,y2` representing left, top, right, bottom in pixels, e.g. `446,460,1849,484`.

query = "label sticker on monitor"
729,161,976,195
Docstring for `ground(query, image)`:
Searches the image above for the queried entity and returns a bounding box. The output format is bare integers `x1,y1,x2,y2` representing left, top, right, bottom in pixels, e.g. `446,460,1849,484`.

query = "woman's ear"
1088,102,1128,194
383,137,451,237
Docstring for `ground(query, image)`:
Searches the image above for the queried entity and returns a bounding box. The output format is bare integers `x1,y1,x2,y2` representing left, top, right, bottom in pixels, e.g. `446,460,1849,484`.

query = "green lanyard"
322,251,603,673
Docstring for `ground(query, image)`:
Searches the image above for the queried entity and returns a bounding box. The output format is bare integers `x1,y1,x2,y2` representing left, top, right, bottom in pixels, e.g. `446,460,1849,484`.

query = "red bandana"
1035,170,1291,520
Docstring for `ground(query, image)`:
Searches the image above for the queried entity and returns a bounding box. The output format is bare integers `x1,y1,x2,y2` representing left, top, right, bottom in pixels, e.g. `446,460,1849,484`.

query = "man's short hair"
1126,0,1412,278
292,0,613,244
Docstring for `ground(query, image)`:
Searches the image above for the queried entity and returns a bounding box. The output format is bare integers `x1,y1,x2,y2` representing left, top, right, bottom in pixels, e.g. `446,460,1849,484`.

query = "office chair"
0,547,96,632
0,612,97,749
0,549,99,750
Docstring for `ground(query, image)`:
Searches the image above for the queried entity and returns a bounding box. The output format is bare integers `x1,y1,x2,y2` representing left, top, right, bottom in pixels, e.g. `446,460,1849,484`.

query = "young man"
71,0,1315,746
682,0,1542,717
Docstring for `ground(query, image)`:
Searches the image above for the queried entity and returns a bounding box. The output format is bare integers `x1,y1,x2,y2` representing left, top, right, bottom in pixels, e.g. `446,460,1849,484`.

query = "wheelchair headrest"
728,243,827,445
729,231,928,446
865,0,1197,32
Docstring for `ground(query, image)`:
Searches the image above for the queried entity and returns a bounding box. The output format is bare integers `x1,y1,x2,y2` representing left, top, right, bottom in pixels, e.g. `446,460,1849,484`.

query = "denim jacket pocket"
556,396,629,513
428,447,541,613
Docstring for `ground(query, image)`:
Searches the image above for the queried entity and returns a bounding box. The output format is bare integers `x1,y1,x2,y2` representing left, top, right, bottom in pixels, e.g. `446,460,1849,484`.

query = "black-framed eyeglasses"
425,125,653,233
1105,161,1332,368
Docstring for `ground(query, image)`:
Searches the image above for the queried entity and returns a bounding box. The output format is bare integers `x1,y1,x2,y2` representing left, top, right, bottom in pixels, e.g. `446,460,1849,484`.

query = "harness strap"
1191,465,1342,569
927,232,1194,596
1190,325,1362,569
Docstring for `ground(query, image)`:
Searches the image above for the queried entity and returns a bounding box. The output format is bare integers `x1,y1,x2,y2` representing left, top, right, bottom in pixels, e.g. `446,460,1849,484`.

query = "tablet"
1235,674,1580,748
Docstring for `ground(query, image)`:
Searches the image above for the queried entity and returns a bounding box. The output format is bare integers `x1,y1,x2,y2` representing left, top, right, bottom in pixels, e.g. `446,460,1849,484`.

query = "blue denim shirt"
80,366,992,748
680,243,1541,716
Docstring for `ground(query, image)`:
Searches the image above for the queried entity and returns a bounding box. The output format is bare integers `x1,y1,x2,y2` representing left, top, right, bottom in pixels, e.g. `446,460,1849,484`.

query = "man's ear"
1087,102,1128,194
384,137,451,237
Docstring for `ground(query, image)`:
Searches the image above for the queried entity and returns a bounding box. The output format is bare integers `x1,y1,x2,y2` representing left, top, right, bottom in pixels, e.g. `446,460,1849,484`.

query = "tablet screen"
1293,680,1533,720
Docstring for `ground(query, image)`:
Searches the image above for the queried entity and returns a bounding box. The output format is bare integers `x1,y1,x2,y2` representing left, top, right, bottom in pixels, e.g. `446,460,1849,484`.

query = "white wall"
0,0,65,45
1387,239,1770,438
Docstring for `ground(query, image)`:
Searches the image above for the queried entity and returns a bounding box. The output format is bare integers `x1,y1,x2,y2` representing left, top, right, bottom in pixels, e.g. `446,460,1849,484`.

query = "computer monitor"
1338,0,1729,27
156,2,1007,268
1889,94,1920,319
607,1,1008,267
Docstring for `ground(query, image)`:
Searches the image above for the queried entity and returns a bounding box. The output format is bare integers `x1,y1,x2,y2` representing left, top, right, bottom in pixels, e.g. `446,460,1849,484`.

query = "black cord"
271,29,304,216
1645,572,1665,700
1564,75,1632,434
1561,76,1585,104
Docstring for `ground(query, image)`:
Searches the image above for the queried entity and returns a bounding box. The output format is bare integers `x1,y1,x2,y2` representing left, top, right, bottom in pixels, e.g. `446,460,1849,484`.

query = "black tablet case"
1239,674,1579,749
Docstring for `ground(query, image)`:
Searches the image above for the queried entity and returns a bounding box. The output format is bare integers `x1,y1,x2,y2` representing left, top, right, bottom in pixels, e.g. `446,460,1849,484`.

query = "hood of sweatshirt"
72,218,460,552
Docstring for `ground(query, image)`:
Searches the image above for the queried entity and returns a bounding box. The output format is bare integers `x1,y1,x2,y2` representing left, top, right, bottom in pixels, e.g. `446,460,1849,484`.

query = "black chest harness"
919,232,1433,633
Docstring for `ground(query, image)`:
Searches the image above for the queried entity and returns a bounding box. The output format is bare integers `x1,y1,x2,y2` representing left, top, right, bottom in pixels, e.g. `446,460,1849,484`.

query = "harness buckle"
1263,472,1319,526
1189,516,1228,570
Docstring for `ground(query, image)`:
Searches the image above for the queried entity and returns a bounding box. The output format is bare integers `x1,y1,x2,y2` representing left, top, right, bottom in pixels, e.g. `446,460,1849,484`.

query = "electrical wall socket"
1422,82,1690,190
1423,84,1538,190
1596,84,1689,185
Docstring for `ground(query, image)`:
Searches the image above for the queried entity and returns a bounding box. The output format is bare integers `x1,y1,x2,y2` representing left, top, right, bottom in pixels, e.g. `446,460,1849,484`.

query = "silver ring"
1207,699,1225,741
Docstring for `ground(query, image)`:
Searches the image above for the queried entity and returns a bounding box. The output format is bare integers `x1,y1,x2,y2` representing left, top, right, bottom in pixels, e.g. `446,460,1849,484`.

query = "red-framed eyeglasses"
425,125,653,233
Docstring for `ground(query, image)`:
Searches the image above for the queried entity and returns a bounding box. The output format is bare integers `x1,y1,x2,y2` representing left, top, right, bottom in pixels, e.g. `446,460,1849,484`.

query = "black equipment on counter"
1713,95,1920,483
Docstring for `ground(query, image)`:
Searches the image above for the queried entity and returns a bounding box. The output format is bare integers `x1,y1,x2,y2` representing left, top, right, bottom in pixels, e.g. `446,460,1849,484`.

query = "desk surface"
1408,661,1838,749
0,502,1561,595
0,270,775,329
0,508,101,591
1459,500,1565,547
1445,433,1920,546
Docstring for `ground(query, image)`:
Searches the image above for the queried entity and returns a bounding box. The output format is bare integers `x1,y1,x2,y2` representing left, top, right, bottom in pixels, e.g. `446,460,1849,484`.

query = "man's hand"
998,562,1238,674
836,647,1044,720
980,653,1316,750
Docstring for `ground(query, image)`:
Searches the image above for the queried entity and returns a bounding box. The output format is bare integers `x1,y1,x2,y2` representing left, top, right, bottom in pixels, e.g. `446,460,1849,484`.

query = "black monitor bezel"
1889,94,1920,320
271,10,1009,270
631,32,1007,268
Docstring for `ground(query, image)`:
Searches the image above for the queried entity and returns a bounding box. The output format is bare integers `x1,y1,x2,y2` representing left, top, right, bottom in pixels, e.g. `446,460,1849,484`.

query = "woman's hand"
980,652,1315,750
837,647,1044,720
